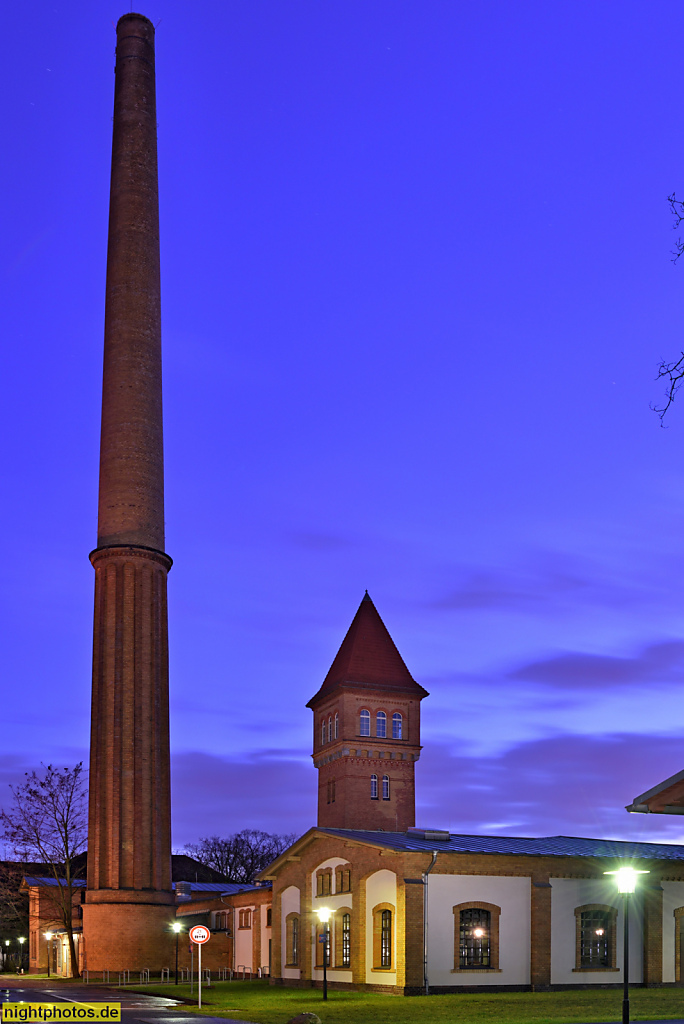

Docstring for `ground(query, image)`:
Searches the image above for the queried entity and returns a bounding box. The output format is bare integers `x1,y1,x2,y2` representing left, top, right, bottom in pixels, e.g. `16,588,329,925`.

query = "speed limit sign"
189,925,211,944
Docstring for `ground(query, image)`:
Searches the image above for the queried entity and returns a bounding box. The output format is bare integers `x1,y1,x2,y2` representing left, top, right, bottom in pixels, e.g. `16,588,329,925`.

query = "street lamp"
18,937,25,974
44,933,53,978
172,923,182,984
316,907,331,1001
604,867,649,1024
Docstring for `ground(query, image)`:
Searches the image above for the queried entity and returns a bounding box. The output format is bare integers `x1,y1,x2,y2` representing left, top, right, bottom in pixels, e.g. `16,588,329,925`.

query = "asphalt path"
0,980,255,1024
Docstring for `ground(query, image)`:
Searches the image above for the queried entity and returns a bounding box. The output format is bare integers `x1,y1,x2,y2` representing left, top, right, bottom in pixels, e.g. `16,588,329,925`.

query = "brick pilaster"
531,878,552,988
642,884,663,987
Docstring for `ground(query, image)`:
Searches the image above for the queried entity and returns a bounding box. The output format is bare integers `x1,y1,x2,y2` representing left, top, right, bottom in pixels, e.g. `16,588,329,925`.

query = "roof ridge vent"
407,827,451,841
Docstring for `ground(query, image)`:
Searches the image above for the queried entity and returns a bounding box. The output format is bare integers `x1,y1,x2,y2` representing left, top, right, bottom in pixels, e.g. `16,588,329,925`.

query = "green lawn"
127,980,684,1024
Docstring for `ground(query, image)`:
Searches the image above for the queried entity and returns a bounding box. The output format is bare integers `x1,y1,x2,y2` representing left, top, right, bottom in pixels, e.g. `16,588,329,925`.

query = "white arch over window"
392,712,402,740
376,711,387,738
360,709,370,736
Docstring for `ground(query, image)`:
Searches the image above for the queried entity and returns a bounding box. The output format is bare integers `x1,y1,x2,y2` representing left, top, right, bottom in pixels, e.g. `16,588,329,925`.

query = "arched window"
334,712,339,739
376,711,387,738
321,719,326,745
342,912,351,967
328,716,332,743
370,774,378,799
372,904,394,969
392,712,402,739
360,709,370,736
382,774,390,800
286,913,299,966
459,907,490,967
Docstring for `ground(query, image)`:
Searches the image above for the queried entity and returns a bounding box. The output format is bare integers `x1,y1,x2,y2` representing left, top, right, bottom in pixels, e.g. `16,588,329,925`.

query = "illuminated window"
382,774,390,800
459,908,490,968
370,774,378,799
342,913,351,967
574,905,617,969
376,711,386,738
392,713,402,739
360,709,370,736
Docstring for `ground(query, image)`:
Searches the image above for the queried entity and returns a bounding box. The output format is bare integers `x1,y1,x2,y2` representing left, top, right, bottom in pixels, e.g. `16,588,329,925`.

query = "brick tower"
82,13,175,971
307,593,428,831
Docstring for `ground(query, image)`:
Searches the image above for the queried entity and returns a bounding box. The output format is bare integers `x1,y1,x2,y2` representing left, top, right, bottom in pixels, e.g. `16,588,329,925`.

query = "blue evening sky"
2,0,684,848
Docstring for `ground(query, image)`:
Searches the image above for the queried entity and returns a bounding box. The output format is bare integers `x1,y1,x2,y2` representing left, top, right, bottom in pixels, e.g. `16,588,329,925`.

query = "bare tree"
185,829,296,883
653,194,684,421
0,764,87,978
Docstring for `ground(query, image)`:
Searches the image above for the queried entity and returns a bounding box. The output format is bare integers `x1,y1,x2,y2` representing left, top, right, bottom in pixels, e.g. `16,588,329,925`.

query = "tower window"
376,711,386,738
328,716,332,743
321,719,326,745
334,712,339,739
370,774,378,799
392,712,402,739
360,709,370,736
382,774,390,800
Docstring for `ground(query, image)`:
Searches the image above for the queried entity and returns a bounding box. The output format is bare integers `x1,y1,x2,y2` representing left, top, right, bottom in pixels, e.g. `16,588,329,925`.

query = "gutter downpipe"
423,851,438,996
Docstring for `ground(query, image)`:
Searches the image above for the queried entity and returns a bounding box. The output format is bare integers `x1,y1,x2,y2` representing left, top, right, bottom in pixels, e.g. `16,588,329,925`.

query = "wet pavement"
0,981,255,1024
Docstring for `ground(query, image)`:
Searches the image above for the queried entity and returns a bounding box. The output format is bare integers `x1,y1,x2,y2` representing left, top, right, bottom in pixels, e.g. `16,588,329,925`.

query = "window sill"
451,968,502,974
371,967,394,973
572,967,619,973
332,966,353,971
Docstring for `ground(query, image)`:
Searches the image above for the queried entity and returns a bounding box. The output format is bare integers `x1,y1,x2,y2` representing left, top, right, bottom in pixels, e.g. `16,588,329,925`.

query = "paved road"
0,980,255,1024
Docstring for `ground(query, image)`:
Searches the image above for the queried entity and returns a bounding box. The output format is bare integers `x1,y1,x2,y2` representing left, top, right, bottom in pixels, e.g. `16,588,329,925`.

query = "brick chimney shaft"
84,14,175,971
98,12,164,551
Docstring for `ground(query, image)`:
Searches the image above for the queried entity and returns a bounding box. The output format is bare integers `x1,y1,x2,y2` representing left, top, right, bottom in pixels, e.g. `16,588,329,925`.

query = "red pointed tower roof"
307,592,429,706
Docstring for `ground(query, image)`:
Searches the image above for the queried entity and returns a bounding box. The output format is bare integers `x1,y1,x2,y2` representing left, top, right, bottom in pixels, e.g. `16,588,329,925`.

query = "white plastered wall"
550,878,643,985
280,885,301,980
365,868,397,987
234,904,255,973
311,857,354,984
427,874,531,986
662,881,684,983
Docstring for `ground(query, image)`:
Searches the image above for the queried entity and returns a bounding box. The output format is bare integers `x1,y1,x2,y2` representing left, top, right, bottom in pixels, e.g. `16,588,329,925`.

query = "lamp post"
315,907,331,1001
172,923,182,984
44,933,53,978
18,937,25,974
604,867,649,1024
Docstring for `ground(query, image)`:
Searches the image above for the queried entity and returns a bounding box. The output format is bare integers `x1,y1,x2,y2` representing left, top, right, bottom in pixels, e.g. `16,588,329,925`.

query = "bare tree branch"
652,350,684,423
0,764,87,977
185,830,296,883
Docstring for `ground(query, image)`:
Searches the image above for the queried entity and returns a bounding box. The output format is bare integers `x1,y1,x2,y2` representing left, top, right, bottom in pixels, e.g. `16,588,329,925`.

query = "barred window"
360,709,370,736
376,711,387,737
381,909,392,967
342,912,351,967
392,712,402,739
459,908,490,968
370,774,378,799
580,909,612,968
382,774,390,800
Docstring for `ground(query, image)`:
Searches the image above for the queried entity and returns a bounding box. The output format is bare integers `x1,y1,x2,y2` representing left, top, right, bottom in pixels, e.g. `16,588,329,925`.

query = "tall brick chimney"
82,12,175,971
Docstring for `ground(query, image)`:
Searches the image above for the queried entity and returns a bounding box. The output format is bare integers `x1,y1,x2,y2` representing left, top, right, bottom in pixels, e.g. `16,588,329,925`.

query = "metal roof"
173,881,271,893
22,876,87,884
316,828,684,862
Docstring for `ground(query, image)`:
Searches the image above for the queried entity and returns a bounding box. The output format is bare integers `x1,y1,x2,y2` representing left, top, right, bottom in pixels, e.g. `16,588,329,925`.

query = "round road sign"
189,925,211,944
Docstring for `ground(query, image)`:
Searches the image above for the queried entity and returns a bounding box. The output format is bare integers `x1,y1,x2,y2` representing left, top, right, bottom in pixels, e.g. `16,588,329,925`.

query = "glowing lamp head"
18,937,25,944
316,907,332,924
44,932,53,941
172,922,182,933
4,940,9,946
604,866,649,893
473,928,485,938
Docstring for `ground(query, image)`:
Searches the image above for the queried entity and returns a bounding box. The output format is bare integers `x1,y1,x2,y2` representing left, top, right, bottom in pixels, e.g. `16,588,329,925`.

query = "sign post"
189,926,211,1008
